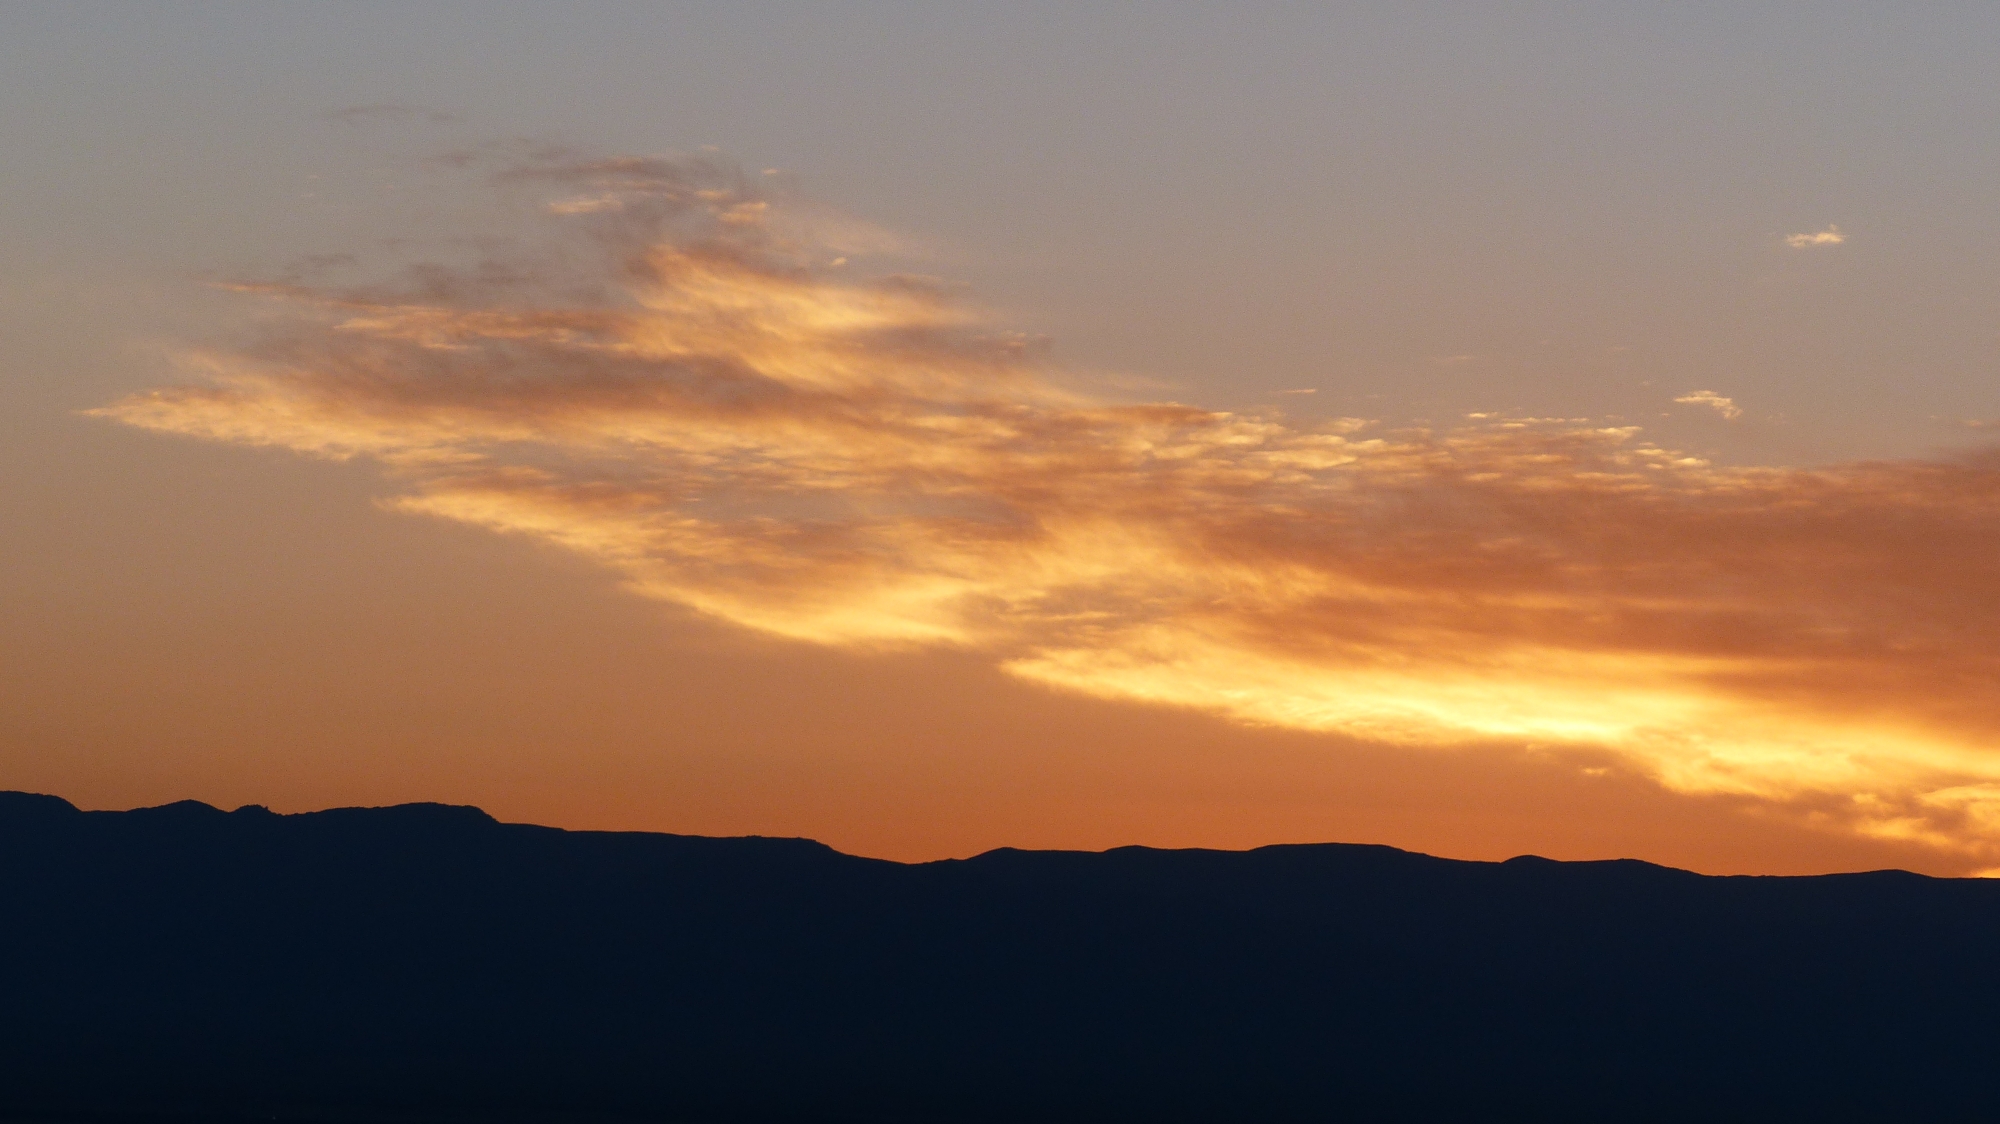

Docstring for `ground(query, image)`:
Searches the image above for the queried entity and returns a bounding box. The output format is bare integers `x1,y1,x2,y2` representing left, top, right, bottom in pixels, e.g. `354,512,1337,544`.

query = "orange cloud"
94,156,2000,860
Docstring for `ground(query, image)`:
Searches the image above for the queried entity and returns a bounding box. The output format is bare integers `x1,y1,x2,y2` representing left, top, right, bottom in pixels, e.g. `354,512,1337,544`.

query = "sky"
5,3,2000,874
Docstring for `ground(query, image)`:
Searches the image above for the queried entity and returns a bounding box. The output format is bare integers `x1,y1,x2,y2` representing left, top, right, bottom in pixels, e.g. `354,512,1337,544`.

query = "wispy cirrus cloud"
94,154,2000,861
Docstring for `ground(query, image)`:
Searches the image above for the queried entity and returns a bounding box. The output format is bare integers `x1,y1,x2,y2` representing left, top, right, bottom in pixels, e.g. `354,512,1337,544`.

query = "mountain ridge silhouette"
4,790,1995,1123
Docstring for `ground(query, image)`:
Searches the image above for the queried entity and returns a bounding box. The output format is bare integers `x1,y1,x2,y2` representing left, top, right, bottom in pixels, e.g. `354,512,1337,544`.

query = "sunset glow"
96,154,2000,863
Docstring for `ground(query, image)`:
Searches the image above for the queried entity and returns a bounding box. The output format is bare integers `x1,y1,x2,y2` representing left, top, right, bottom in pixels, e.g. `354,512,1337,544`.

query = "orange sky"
49,151,1997,876
8,8,2000,877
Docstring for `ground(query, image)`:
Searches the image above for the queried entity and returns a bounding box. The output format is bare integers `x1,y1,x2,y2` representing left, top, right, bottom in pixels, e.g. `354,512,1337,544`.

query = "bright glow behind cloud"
96,155,2000,859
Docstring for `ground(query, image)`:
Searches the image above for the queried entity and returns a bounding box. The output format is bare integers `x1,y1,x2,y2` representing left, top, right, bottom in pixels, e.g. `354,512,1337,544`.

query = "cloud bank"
97,155,2000,861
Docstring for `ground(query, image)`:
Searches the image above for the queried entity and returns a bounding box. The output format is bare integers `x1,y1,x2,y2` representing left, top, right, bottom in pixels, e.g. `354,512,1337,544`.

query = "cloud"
1675,390,1742,420
94,154,2000,861
547,195,626,215
1785,225,1845,248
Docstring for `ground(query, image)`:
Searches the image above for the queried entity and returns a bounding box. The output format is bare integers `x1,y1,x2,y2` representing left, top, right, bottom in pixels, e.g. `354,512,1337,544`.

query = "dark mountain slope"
2,791,1996,1123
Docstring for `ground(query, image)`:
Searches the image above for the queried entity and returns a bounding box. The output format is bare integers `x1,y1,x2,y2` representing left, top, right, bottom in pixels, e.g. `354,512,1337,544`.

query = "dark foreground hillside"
3,793,1998,1123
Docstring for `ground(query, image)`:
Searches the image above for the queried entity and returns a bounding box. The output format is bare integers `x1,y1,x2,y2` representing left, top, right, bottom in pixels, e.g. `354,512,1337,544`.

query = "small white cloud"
1675,390,1742,420
547,194,624,215
1278,388,1317,395
718,200,770,226
1785,225,1845,248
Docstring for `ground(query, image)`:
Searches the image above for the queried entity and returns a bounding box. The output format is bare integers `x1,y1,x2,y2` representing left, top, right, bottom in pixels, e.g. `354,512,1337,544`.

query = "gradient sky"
6,3,2000,875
